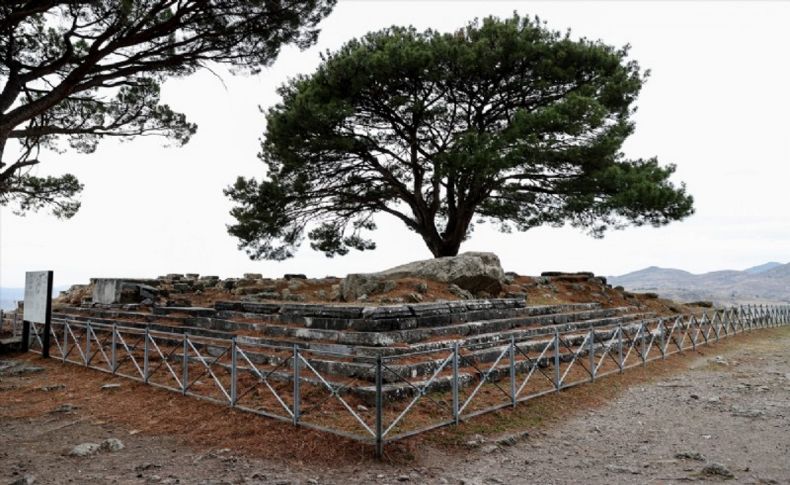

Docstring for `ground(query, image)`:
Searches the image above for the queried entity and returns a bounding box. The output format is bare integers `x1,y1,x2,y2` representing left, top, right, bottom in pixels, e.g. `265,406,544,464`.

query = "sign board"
23,271,53,324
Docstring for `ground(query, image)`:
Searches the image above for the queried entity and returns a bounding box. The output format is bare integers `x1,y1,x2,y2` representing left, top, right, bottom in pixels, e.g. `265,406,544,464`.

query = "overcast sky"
1,1,789,289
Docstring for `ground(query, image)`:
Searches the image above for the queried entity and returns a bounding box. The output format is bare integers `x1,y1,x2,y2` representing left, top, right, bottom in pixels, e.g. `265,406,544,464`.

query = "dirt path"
2,327,789,484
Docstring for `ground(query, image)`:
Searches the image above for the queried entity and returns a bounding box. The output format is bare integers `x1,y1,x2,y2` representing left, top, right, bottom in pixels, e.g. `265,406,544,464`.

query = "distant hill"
610,262,790,305
743,262,783,274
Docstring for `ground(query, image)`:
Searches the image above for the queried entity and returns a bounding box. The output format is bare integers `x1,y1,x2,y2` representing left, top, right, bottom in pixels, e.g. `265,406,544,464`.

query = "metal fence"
24,304,790,456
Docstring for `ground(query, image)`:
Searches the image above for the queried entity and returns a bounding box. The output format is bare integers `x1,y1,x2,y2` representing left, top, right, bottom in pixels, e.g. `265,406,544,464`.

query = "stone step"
213,301,600,332
271,306,633,346
0,336,23,354
211,312,648,384
56,304,637,353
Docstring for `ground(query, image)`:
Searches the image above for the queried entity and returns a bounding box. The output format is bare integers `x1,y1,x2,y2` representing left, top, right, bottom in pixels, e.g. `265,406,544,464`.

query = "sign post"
23,271,54,357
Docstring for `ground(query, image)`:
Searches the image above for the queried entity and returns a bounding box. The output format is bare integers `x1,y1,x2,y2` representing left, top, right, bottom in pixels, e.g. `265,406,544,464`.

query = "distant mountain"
744,262,783,274
609,262,790,305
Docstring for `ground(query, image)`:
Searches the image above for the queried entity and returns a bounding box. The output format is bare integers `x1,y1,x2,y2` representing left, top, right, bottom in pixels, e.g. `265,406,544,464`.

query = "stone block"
362,305,414,320
409,302,451,317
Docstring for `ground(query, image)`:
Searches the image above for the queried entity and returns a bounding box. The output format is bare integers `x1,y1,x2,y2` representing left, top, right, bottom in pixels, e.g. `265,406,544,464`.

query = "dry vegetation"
5,327,783,466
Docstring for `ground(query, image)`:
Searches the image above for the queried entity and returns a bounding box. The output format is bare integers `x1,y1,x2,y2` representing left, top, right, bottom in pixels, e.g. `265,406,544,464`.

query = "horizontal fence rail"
22,304,790,457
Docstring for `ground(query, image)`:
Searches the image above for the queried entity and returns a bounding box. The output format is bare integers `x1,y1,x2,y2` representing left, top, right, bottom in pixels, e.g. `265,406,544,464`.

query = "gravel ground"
1,327,789,485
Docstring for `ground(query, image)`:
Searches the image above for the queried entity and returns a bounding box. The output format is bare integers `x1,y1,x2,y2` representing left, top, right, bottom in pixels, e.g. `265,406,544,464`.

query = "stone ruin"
46,252,688,406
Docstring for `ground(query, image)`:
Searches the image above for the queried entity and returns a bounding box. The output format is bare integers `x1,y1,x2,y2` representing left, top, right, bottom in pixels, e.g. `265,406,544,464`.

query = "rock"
407,292,423,303
730,407,764,418
605,465,641,474
480,444,499,454
68,443,100,457
465,434,486,448
397,475,410,482
701,462,734,479
381,280,397,293
243,273,263,279
675,451,706,461
100,438,125,452
541,271,594,278
495,431,529,447
496,435,518,447
448,284,474,300
52,403,77,413
287,280,304,291
101,383,121,390
712,356,729,366
356,404,369,412
39,384,66,392
0,361,43,376
416,282,429,293
221,279,236,290
235,278,258,288
172,283,191,293
341,252,505,300
284,274,307,280
8,475,36,485
690,300,714,308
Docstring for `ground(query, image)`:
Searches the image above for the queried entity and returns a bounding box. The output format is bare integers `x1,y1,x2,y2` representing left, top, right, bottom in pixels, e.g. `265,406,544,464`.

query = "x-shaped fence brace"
21,305,790,457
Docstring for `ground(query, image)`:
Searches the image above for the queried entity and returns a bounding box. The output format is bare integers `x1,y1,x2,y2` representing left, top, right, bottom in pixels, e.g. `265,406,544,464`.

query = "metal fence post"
658,319,666,360
554,328,561,391
640,322,647,366
690,317,696,352
182,333,189,395
740,305,753,332
748,305,753,328
375,355,383,458
509,336,517,407
617,324,624,372
62,321,68,363
85,321,91,366
588,326,596,382
292,345,301,425
111,323,117,374
452,342,460,425
143,326,150,383
230,337,237,407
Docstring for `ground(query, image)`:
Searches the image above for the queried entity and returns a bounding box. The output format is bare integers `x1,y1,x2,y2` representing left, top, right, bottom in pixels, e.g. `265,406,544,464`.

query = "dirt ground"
2,327,790,484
